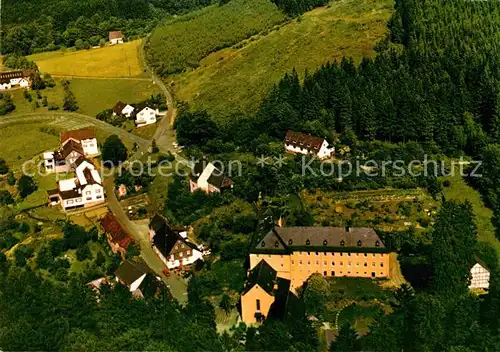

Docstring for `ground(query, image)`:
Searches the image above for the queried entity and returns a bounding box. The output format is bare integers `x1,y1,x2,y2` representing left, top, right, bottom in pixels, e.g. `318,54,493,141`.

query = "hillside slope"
172,0,393,120
145,0,286,75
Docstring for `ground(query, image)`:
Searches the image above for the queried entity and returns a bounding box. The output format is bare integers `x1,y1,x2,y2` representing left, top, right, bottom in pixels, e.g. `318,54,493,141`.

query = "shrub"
0,190,14,205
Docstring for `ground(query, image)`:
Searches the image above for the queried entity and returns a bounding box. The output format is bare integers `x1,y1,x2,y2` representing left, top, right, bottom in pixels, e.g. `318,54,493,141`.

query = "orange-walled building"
241,226,391,323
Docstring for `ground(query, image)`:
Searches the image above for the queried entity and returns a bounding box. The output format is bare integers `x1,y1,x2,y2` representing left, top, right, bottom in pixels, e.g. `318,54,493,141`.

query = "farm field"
7,78,160,117
146,0,286,75
173,0,393,120
27,40,146,77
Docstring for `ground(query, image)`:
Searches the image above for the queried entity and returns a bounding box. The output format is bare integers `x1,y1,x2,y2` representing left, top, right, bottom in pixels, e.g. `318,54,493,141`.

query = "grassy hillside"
8,78,160,117
27,40,146,78
441,168,500,259
173,0,393,120
145,0,286,75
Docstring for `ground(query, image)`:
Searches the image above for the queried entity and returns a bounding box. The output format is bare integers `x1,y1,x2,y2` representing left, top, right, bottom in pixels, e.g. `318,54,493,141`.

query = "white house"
149,214,204,270
284,130,335,159
112,101,135,118
109,31,124,45
47,157,105,210
190,160,233,194
0,68,36,91
469,260,490,291
44,128,99,173
60,128,99,156
133,103,158,127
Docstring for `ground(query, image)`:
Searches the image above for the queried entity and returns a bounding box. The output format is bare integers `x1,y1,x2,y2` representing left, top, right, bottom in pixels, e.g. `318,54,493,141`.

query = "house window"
256,299,261,311
364,263,367,267
316,261,319,265
332,262,335,266
96,189,101,193
299,260,302,265
86,197,92,201
292,260,294,264
86,191,91,195
315,252,319,256
186,250,191,256
179,253,183,257
331,271,335,276
96,195,102,199
67,200,74,204
323,271,327,276
380,263,384,267
76,199,82,203
364,253,368,257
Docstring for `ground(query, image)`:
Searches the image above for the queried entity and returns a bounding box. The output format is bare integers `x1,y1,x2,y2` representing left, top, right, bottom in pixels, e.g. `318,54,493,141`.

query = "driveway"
103,174,187,303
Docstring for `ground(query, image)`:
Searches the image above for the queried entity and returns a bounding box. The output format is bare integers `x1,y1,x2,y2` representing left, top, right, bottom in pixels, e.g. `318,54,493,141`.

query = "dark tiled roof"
150,214,198,257
149,214,169,235
83,168,100,185
255,227,386,253
109,31,123,40
0,69,35,80
115,260,152,286
134,102,153,113
284,130,325,152
59,140,84,159
58,188,81,200
207,171,232,189
47,189,59,196
137,274,164,299
112,101,127,115
100,212,133,249
60,128,95,144
243,260,277,295
192,160,233,189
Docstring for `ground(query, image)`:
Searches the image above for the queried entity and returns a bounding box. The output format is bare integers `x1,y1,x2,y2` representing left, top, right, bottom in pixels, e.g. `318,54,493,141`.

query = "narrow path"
1,112,150,146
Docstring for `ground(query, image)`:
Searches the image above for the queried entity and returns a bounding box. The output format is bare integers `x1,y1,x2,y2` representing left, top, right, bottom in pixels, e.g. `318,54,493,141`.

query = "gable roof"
254,227,387,254
192,160,233,189
115,260,152,286
150,214,199,258
58,139,84,159
134,102,154,113
243,260,277,295
109,31,123,40
112,101,127,115
284,130,325,152
100,212,133,249
0,68,36,80
60,128,95,143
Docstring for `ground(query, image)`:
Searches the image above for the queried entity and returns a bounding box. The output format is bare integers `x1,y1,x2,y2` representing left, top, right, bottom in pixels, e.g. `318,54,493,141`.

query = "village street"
103,174,188,303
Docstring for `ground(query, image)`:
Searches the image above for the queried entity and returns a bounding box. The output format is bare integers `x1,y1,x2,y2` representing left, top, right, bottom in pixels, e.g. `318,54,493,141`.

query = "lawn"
68,78,161,117
27,40,146,78
7,78,161,117
0,122,59,169
173,0,393,120
441,166,500,258
146,0,286,75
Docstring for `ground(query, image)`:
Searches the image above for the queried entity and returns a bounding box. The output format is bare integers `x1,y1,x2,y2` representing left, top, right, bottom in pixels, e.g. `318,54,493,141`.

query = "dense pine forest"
176,0,500,239
1,0,214,54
